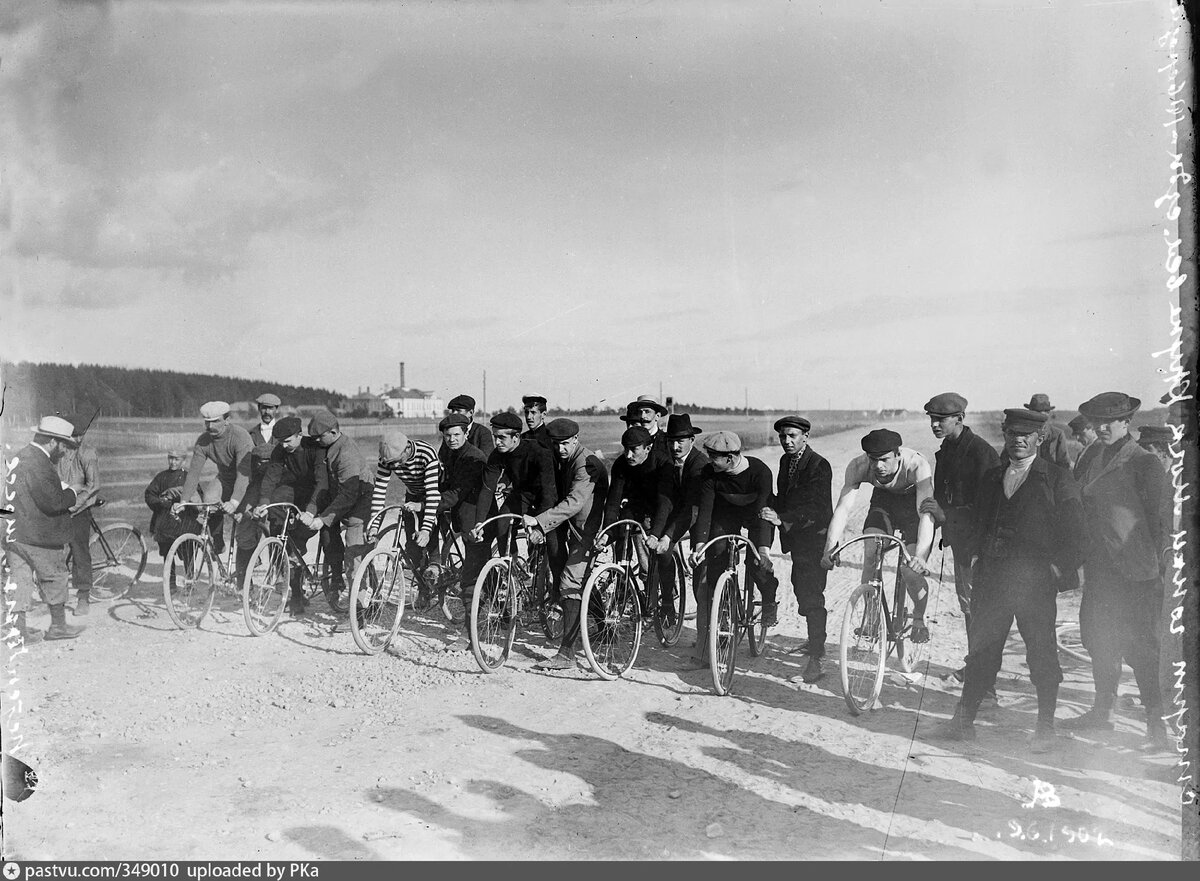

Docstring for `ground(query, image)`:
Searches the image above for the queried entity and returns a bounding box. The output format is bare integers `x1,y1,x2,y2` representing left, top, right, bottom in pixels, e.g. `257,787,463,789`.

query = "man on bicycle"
368,429,443,604
689,431,778,665
254,416,329,615
821,428,935,642
437,412,487,541
647,413,709,624
521,395,553,450
527,418,609,670
446,394,494,458
596,424,669,567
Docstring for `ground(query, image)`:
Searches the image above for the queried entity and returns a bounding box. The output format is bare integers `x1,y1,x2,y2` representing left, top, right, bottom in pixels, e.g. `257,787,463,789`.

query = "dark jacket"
259,438,329,513
467,422,495,458
772,445,833,557
1037,422,1072,471
693,456,776,549
10,443,78,548
438,442,488,530
471,438,557,531
967,456,1084,575
536,444,610,541
933,426,1000,548
144,467,190,545
603,447,669,527
521,423,553,451
650,447,710,543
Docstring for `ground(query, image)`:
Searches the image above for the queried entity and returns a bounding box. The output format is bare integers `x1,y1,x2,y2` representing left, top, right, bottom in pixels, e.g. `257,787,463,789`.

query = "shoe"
910,621,930,644
979,688,1000,709
534,652,577,671
944,666,966,684
44,622,85,641
74,595,90,617
1061,708,1114,731
800,655,824,684
1144,715,1171,751
761,602,778,628
931,711,976,742
1029,726,1058,754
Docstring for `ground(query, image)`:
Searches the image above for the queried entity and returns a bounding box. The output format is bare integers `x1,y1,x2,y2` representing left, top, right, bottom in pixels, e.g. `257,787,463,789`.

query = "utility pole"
482,370,487,414
744,387,748,417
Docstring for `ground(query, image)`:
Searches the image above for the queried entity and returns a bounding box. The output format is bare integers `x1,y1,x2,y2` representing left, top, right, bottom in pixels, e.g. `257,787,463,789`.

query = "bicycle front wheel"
708,570,740,696
470,558,517,673
745,568,768,658
649,553,687,647
580,563,643,680
348,546,407,655
162,534,216,629
840,583,887,715
89,523,147,601
242,538,290,636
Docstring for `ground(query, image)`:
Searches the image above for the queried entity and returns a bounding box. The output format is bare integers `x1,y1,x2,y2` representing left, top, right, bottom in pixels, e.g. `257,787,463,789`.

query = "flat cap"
546,418,580,441
1002,408,1048,433
1067,415,1091,432
166,449,186,458
34,415,77,442
621,426,653,448
200,401,231,420
447,394,476,411
439,413,471,431
1078,391,1141,422
703,430,742,454
378,430,410,461
307,410,339,436
774,415,811,433
271,416,303,439
1025,393,1055,412
490,412,523,432
255,393,282,407
923,392,967,417
522,395,548,409
861,428,902,455
1138,425,1174,445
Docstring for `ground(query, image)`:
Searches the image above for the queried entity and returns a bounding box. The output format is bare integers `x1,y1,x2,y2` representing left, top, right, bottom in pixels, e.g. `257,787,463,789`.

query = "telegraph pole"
482,370,487,415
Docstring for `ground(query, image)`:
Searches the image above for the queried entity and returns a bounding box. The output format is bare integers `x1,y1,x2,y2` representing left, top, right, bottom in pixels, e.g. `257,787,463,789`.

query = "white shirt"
1003,453,1037,499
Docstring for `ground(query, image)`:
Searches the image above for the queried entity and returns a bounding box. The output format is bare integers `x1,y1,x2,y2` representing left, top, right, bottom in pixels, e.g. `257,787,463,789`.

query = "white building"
381,386,443,419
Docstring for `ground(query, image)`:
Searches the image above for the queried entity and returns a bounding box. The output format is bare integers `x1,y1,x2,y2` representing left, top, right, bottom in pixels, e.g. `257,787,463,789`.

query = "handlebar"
596,519,648,541
472,513,545,534
826,533,915,567
691,534,762,564
175,501,224,510
366,505,407,534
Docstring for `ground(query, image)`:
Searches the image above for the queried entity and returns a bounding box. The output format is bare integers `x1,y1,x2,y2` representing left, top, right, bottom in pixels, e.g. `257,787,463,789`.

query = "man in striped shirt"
369,430,442,556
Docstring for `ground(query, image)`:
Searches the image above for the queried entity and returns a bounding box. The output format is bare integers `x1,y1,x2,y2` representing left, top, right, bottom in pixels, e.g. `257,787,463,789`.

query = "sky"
0,0,1189,413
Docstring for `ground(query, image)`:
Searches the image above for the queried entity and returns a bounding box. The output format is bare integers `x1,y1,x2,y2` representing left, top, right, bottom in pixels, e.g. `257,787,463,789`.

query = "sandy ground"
0,419,1185,861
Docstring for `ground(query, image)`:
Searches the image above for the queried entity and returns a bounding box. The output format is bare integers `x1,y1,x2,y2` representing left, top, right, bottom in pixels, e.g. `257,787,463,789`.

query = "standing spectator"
1022,394,1072,470
143,450,193,560
249,393,282,447
1062,392,1170,749
1069,415,1098,472
619,396,672,462
446,394,495,458
1136,425,1176,475
57,419,100,616
6,416,86,642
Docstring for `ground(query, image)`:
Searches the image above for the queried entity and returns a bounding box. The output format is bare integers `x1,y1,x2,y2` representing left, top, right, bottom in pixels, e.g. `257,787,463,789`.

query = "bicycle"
242,503,340,636
579,519,649,680
695,533,769,696
467,513,563,673
828,529,928,715
72,499,148,601
647,537,690,648
161,502,240,630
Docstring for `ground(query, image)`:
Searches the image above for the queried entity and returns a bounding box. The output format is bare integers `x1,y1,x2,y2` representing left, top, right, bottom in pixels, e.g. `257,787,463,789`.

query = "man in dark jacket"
438,413,488,535
1062,392,1170,749
920,392,1000,683
6,416,86,643
934,407,1083,752
446,394,494,458
1024,393,1072,470
521,395,553,450
144,450,193,559
598,425,669,571
760,416,833,683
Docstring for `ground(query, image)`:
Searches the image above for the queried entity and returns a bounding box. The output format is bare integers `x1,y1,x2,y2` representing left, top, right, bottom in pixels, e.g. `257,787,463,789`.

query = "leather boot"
74,592,91,617
44,604,84,641
931,704,976,741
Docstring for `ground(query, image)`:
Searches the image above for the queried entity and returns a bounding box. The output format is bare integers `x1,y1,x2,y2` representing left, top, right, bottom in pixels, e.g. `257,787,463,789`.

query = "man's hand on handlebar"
468,525,485,544
820,550,838,570
905,556,930,576
593,532,611,552
415,528,432,548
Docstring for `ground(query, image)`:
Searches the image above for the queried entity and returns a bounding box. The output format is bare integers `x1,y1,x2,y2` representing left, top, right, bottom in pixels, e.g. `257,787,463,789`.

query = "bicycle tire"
242,538,290,636
534,559,565,643
88,523,147,601
349,546,406,655
470,558,517,672
162,534,216,629
1056,621,1090,664
708,569,740,696
650,553,687,647
840,582,887,715
745,566,768,657
440,533,467,623
580,563,643,680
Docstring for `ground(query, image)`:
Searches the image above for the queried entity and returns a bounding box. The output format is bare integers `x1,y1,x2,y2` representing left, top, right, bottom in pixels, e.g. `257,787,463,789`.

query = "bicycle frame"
251,503,325,586
828,532,915,651
692,533,762,623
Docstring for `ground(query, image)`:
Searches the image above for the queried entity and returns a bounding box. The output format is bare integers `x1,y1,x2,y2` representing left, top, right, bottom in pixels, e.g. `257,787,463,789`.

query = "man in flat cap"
447,394,494,458
1063,392,1170,748
595,425,669,599
689,431,779,663
521,395,552,451
144,450,194,561
920,393,1000,684
1068,415,1098,472
250,393,283,448
301,410,376,619
435,413,488,560
56,416,101,616
6,416,86,642
254,417,329,615
620,396,671,462
822,428,935,642
934,407,1083,751
760,416,833,682
527,418,609,669
1023,394,1072,471
174,401,255,584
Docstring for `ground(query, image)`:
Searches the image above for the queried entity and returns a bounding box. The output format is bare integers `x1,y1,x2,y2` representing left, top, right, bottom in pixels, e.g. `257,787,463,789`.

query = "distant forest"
0,362,342,422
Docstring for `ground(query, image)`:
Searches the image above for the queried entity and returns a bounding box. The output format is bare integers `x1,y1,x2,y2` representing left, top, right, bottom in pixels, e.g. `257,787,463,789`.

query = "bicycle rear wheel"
349,547,406,655
580,563,643,680
162,534,216,629
745,567,768,657
840,583,887,715
242,537,290,636
440,533,467,623
470,558,517,672
534,559,564,643
89,523,148,601
1056,621,1089,664
894,588,930,673
708,570,740,696
650,553,687,647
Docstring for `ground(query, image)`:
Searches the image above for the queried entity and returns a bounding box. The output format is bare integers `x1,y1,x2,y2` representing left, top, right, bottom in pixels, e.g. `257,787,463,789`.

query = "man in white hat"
5,416,88,643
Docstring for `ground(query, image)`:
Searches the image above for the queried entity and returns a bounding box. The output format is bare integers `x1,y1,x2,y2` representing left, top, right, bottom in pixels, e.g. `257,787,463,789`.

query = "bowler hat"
307,410,339,436
1002,408,1048,434
447,394,476,411
522,395,548,410
773,415,811,433
621,426,653,448
271,416,303,440
490,412,523,432
703,431,742,454
1078,392,1141,422
439,413,471,432
665,414,702,438
1067,414,1091,433
255,393,282,407
546,418,580,441
923,392,967,417
1025,394,1055,412
200,401,231,420
34,415,77,443
1137,425,1174,446
861,428,902,456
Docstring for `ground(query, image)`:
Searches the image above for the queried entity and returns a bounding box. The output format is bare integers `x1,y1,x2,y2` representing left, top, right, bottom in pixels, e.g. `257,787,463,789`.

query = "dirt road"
1,419,1183,860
